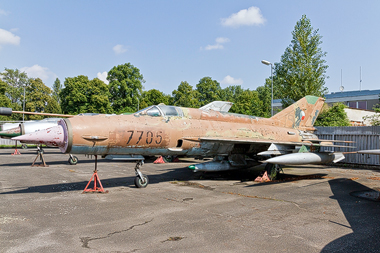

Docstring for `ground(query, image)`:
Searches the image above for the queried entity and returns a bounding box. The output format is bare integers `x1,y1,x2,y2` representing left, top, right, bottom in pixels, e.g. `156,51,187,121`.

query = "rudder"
270,96,325,130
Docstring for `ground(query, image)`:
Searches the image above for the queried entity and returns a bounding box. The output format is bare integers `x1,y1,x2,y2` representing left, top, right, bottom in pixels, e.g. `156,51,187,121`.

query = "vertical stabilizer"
270,96,325,130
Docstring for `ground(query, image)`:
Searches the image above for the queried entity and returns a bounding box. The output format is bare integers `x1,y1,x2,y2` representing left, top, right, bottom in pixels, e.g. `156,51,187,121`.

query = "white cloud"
0,28,20,46
20,65,57,84
113,44,127,55
215,37,230,44
220,75,243,85
0,9,8,16
221,6,266,28
202,37,230,51
97,71,109,84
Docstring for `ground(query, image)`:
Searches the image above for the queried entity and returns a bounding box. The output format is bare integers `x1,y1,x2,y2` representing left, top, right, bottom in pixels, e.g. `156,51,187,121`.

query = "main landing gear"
265,163,283,180
134,160,149,188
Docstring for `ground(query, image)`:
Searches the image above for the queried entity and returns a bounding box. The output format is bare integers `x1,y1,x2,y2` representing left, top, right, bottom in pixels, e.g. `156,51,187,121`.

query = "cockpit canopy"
135,105,183,117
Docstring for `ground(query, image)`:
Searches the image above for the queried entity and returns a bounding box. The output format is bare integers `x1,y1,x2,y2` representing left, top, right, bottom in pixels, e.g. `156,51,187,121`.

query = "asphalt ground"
1,148,380,253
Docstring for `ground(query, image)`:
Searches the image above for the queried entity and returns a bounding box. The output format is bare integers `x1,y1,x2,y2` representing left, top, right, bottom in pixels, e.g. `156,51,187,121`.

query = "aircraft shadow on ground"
0,161,335,195
0,164,265,195
321,179,380,252
245,173,329,188
0,159,111,167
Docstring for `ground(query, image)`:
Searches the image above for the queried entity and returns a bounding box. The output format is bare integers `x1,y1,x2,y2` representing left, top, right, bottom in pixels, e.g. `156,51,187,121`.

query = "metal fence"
315,126,380,165
0,138,16,145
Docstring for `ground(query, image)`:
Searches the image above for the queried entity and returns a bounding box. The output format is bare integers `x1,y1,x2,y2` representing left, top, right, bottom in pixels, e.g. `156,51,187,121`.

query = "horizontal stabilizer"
303,139,355,143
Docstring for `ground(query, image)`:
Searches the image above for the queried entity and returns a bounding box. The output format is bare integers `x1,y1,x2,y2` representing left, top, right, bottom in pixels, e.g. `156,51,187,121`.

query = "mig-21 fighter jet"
11,96,354,188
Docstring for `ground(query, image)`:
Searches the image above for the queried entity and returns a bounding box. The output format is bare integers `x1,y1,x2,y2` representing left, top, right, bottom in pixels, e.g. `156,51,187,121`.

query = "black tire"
68,156,78,165
134,175,149,188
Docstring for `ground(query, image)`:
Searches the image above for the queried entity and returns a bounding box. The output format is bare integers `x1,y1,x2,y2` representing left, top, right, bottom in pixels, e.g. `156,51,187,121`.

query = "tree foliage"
221,85,245,103
25,78,60,120
363,96,380,126
230,90,265,116
314,103,350,127
256,83,272,118
52,78,62,104
60,76,112,115
0,79,12,121
107,63,144,113
1,68,29,105
140,89,170,109
274,15,328,107
172,81,200,108
196,77,222,106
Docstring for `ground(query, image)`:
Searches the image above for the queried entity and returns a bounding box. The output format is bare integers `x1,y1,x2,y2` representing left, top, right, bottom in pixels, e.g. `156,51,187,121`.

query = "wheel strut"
134,160,149,188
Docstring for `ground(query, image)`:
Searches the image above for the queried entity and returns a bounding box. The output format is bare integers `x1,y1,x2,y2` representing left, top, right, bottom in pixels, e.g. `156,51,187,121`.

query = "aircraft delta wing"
12,95,355,188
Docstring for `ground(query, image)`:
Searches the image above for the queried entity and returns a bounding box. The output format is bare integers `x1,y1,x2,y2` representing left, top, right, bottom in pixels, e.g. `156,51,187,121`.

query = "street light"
261,60,274,116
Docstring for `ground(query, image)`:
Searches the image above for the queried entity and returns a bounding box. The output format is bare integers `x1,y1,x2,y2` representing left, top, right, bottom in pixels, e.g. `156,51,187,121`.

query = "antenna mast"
340,69,344,92
360,66,362,91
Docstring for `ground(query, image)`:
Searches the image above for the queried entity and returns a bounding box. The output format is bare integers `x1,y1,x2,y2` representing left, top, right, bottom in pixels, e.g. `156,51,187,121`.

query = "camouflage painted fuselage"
56,96,324,157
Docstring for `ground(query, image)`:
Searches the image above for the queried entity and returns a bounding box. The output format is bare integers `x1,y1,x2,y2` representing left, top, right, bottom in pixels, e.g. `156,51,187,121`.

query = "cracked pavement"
1,148,380,252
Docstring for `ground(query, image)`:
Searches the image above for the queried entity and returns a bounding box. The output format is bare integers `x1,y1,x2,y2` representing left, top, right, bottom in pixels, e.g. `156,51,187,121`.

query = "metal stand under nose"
83,155,108,193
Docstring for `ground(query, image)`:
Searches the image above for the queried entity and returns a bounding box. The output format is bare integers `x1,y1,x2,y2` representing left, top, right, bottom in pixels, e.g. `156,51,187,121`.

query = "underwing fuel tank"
0,118,61,139
265,152,345,165
188,160,259,172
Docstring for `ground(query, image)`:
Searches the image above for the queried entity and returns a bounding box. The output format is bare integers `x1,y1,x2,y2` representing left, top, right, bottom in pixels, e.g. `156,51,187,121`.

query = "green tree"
314,103,350,127
24,78,60,120
274,15,328,108
86,78,113,114
60,76,112,115
256,83,272,118
221,85,245,103
172,81,200,108
107,63,144,113
0,79,12,121
363,96,380,126
140,89,169,109
60,75,89,114
52,78,62,105
230,90,264,116
196,77,222,106
364,110,380,126
1,68,29,105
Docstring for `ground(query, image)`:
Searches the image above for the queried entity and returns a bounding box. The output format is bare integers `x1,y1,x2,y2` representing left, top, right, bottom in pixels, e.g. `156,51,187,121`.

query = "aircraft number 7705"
126,130,163,145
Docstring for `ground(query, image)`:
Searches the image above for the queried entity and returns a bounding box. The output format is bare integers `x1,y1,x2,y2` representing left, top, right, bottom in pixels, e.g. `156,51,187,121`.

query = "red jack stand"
83,155,108,193
11,141,21,155
12,149,21,155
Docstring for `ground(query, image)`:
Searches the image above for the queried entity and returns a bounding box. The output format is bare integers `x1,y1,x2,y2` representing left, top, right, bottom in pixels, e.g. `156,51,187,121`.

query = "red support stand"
82,155,108,193
12,149,21,155
11,141,21,155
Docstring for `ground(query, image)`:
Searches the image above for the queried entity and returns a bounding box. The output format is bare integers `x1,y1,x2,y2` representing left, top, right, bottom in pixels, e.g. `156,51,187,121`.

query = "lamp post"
261,60,273,116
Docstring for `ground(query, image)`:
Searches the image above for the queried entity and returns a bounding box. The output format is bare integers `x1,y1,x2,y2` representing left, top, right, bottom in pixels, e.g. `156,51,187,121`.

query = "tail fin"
270,96,324,130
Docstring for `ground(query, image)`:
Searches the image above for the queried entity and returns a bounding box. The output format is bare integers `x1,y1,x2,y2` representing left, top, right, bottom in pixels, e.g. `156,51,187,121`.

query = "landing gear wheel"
265,163,282,180
68,156,78,165
21,144,27,149
134,175,149,188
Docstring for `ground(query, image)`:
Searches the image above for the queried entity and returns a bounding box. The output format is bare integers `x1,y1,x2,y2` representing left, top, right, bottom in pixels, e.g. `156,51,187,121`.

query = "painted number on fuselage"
126,130,163,145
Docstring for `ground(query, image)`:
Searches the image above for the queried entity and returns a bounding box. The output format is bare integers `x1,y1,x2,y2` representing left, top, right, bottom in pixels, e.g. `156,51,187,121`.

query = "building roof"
273,89,380,106
326,89,380,99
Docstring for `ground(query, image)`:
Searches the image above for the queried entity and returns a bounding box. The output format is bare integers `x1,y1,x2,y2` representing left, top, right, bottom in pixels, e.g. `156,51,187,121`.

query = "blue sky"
1,1,379,95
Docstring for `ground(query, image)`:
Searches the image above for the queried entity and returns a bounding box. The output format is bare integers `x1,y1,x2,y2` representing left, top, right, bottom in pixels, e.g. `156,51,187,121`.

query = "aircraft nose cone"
12,125,65,147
